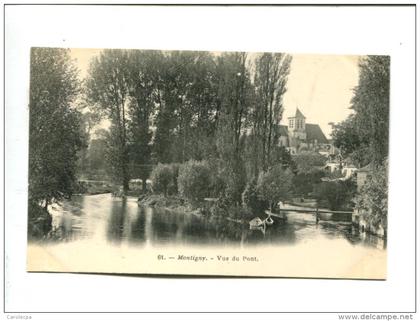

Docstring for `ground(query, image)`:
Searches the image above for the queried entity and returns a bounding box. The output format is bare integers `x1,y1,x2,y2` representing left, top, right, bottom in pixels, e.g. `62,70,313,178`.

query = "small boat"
264,210,287,221
265,216,274,226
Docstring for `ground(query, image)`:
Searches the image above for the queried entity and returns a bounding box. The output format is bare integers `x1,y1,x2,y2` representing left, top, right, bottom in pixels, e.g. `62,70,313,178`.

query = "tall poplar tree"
86,49,131,191
252,53,292,173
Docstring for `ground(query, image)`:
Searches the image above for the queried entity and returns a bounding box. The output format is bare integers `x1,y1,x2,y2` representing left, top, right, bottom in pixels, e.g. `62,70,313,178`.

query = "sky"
282,54,359,138
70,49,360,138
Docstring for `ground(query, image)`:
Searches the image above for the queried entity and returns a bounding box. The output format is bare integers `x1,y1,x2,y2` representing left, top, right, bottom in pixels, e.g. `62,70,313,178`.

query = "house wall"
289,130,307,140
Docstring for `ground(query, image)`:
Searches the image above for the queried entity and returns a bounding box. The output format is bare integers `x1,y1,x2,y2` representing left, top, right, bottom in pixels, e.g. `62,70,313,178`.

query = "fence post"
315,207,319,225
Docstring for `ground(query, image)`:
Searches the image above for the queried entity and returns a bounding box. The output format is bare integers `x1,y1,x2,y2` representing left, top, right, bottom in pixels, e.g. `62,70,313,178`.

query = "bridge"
265,206,353,224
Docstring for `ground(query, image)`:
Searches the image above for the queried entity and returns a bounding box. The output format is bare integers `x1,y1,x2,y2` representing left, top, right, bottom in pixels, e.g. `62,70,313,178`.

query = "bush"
293,151,327,174
292,169,325,196
211,174,227,198
268,146,297,173
209,198,253,221
168,163,180,195
314,179,356,210
242,178,268,215
354,160,388,230
28,200,52,239
227,205,253,220
178,160,211,203
210,196,230,217
150,163,173,196
257,165,294,211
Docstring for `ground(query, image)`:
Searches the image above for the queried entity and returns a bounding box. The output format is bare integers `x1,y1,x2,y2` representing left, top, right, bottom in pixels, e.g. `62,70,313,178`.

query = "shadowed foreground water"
48,194,386,250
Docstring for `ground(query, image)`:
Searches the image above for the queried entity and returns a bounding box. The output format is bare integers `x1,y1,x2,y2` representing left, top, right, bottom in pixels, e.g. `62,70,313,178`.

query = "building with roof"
275,108,332,155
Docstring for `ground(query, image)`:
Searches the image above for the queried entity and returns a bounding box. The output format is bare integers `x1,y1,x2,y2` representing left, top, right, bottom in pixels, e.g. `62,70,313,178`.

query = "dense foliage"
28,48,85,226
28,48,87,237
314,179,357,211
257,165,294,211
331,55,389,232
242,178,268,214
249,53,292,175
292,151,327,174
292,170,325,196
178,160,211,203
86,50,131,191
331,56,390,167
150,163,174,196
354,160,388,230
84,50,292,200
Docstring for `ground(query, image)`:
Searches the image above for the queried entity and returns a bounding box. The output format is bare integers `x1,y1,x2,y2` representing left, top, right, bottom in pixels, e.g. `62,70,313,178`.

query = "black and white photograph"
26,48,389,279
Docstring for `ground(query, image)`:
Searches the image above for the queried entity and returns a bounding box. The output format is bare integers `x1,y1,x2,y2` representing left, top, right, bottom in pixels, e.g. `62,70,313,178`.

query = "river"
26,193,386,278
47,193,386,250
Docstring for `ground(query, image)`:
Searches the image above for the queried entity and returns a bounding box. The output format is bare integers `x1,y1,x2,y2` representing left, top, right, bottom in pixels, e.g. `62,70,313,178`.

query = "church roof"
295,108,305,118
287,108,306,119
305,123,329,144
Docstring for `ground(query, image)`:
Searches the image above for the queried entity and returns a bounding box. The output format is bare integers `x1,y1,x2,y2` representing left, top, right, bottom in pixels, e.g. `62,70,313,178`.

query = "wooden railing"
266,206,353,224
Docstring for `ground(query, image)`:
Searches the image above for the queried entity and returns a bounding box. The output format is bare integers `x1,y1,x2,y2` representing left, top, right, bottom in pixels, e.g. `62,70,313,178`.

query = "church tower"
288,108,307,140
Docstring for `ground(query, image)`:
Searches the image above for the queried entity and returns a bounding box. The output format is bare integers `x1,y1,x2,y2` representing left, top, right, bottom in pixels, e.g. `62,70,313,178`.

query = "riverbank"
138,194,203,217
76,180,113,195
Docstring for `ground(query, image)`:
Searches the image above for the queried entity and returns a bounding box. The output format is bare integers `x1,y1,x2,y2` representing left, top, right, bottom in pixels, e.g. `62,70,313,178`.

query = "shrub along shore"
136,158,356,223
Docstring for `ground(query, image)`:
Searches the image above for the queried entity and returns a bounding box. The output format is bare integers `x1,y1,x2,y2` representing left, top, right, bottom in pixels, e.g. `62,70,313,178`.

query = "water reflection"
50,194,386,250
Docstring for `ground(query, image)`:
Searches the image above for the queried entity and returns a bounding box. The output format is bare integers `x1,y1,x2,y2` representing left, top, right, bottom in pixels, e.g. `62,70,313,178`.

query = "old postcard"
26,48,388,279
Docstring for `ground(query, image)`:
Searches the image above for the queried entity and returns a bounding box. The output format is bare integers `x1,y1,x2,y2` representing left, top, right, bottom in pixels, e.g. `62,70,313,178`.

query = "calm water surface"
49,194,386,250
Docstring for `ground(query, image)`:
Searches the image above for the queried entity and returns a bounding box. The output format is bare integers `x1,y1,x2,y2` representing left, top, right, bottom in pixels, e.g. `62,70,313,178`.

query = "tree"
178,160,211,203
215,52,252,205
126,50,160,191
28,47,85,233
314,179,356,211
242,178,268,214
76,109,100,177
257,165,293,211
332,56,390,167
84,130,108,179
152,51,220,164
150,163,173,197
269,145,296,172
292,151,326,173
292,170,325,196
330,55,389,231
86,49,131,192
352,56,389,166
251,53,292,173
354,160,388,231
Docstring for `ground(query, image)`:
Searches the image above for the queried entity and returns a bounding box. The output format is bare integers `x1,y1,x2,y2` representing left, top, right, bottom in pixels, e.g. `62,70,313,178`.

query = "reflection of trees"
125,204,303,247
341,225,386,250
129,206,146,243
150,209,183,244
248,221,297,245
106,199,127,243
205,216,298,246
208,218,246,243
181,215,214,244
